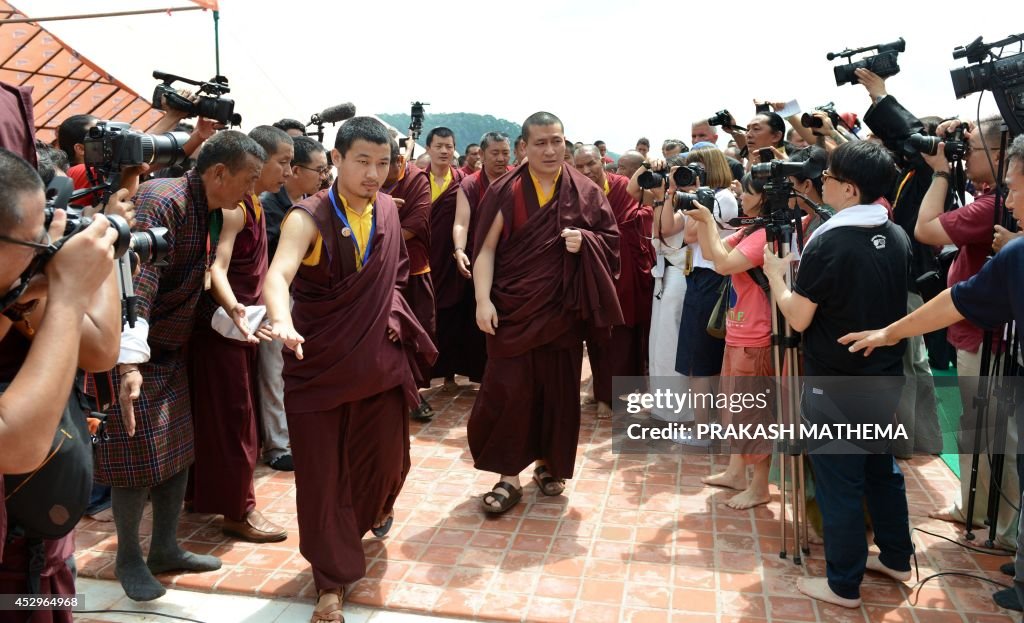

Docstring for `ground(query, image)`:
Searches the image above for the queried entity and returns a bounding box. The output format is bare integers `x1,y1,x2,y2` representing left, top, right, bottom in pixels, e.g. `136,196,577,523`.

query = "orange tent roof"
0,0,167,143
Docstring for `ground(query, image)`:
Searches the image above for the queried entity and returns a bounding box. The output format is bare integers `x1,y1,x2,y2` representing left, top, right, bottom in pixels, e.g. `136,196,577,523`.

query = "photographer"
723,110,789,166
786,146,828,234
657,147,739,438
629,154,690,422
0,148,121,615
913,114,1018,544
843,133,1024,612
95,130,266,602
686,173,774,508
856,67,943,459
764,141,913,609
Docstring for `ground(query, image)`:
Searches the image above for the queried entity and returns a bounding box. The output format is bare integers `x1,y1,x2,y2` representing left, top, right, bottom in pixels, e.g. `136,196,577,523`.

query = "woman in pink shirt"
685,174,775,510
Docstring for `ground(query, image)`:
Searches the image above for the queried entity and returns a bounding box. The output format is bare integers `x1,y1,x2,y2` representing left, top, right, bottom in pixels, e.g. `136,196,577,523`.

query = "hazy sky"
16,0,1015,153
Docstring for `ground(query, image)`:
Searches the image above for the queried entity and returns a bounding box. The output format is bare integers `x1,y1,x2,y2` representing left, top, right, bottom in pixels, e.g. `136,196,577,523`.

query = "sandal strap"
485,481,519,501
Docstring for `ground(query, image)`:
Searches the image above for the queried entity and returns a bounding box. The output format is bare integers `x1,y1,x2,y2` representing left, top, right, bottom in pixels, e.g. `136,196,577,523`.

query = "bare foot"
928,505,964,523
866,555,911,582
442,378,458,392
702,471,746,491
596,402,613,419
726,487,770,510
806,523,824,545
796,577,861,609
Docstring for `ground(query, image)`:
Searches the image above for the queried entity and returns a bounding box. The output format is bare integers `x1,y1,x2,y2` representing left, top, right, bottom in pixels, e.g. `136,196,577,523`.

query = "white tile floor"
73,578,466,623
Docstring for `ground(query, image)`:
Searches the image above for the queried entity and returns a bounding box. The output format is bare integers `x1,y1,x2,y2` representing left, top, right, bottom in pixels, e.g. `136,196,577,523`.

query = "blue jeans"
809,453,914,599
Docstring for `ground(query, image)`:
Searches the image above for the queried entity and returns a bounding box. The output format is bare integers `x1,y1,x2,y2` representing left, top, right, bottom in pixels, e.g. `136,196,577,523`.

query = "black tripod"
963,125,1019,548
735,169,830,564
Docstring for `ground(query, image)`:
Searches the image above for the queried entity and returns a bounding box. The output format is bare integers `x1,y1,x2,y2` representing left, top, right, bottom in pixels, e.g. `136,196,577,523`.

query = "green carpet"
933,368,962,477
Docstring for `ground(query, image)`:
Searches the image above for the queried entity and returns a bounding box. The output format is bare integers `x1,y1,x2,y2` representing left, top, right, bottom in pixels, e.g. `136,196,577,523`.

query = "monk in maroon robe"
264,117,435,623
188,124,294,543
573,144,655,416
469,113,621,514
382,139,436,420
425,127,475,387
449,132,514,390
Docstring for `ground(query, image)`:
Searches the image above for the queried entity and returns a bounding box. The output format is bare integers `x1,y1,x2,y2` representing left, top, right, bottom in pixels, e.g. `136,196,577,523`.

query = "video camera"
906,124,968,161
637,162,705,190
152,70,241,126
751,159,820,183
828,38,905,87
950,34,1024,136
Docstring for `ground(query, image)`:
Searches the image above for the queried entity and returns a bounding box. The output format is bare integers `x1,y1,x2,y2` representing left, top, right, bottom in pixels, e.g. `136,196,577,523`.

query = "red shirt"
938,191,996,352
67,163,102,207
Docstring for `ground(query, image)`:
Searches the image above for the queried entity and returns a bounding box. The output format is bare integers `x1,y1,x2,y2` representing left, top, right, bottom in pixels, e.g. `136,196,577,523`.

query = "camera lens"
637,170,666,190
130,227,171,265
907,133,940,156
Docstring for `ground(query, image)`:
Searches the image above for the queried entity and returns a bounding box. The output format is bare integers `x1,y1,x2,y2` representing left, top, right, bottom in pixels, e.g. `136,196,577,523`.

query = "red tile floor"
74,370,1020,623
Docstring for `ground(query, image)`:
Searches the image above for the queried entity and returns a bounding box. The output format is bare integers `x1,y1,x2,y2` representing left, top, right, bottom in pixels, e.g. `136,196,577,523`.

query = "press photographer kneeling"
0,147,123,610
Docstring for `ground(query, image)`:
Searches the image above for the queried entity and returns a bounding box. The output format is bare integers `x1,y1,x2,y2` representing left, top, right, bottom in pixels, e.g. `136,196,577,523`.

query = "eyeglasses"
821,169,850,185
295,164,331,177
0,229,53,255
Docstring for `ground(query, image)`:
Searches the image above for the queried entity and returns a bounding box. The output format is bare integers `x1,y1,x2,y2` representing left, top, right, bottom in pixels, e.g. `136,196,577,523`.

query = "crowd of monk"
1,96,941,623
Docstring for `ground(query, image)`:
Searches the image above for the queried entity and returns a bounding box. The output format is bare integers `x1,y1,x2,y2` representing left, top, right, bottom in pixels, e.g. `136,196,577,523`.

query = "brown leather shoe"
222,510,288,543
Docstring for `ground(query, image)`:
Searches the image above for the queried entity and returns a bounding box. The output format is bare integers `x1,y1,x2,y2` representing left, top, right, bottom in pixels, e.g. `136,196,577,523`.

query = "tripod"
739,172,828,564
963,125,1019,547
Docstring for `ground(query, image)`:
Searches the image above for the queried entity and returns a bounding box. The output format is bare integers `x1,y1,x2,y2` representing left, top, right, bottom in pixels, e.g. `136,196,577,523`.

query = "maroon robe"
430,169,511,384
188,194,267,521
429,166,479,380
468,164,622,480
284,185,436,591
588,173,656,404
385,163,436,388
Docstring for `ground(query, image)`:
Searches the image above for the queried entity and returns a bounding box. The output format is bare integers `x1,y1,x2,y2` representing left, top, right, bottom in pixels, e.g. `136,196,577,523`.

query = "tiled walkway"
74,375,1020,622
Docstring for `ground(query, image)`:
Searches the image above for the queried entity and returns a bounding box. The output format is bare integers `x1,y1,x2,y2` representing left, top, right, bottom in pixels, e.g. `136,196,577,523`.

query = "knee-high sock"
111,486,165,602
147,469,222,574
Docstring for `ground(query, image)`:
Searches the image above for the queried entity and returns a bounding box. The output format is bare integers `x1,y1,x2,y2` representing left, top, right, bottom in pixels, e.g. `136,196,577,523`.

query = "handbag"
706,277,731,339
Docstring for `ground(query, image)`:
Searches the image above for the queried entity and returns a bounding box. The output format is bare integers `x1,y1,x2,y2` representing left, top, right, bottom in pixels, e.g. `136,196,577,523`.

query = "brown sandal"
533,464,565,496
312,589,345,623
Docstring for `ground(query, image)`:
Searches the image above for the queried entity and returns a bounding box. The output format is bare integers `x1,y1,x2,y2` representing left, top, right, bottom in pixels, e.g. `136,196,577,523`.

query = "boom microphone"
312,103,356,125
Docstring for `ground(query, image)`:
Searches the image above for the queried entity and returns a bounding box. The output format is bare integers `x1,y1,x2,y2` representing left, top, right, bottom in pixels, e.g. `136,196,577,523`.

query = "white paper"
778,100,802,118
211,305,267,342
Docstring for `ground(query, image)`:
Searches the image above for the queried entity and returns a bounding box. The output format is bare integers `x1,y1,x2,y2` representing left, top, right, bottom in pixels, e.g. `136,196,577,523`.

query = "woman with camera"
657,147,738,442
682,171,776,507
627,154,689,422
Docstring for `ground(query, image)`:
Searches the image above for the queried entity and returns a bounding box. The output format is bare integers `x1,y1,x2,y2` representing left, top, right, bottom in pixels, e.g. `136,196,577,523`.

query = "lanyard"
328,188,376,267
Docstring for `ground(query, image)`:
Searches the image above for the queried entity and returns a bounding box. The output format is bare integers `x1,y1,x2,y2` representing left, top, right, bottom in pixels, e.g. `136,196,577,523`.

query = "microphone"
311,103,356,125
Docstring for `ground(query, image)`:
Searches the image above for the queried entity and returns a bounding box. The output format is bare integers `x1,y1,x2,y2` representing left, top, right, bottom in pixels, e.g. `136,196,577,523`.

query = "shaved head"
616,150,645,178
574,144,602,162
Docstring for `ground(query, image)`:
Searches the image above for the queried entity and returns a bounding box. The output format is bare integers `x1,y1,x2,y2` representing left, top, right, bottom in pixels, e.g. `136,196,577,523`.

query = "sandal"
481,481,522,514
312,589,345,623
371,512,394,538
410,397,434,422
533,465,565,496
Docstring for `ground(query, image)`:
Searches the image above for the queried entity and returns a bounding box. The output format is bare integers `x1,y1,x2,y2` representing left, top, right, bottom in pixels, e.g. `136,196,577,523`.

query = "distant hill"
377,112,521,155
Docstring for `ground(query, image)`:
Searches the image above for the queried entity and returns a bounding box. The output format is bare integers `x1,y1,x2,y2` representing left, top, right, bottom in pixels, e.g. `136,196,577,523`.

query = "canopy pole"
213,10,221,76
0,6,205,25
